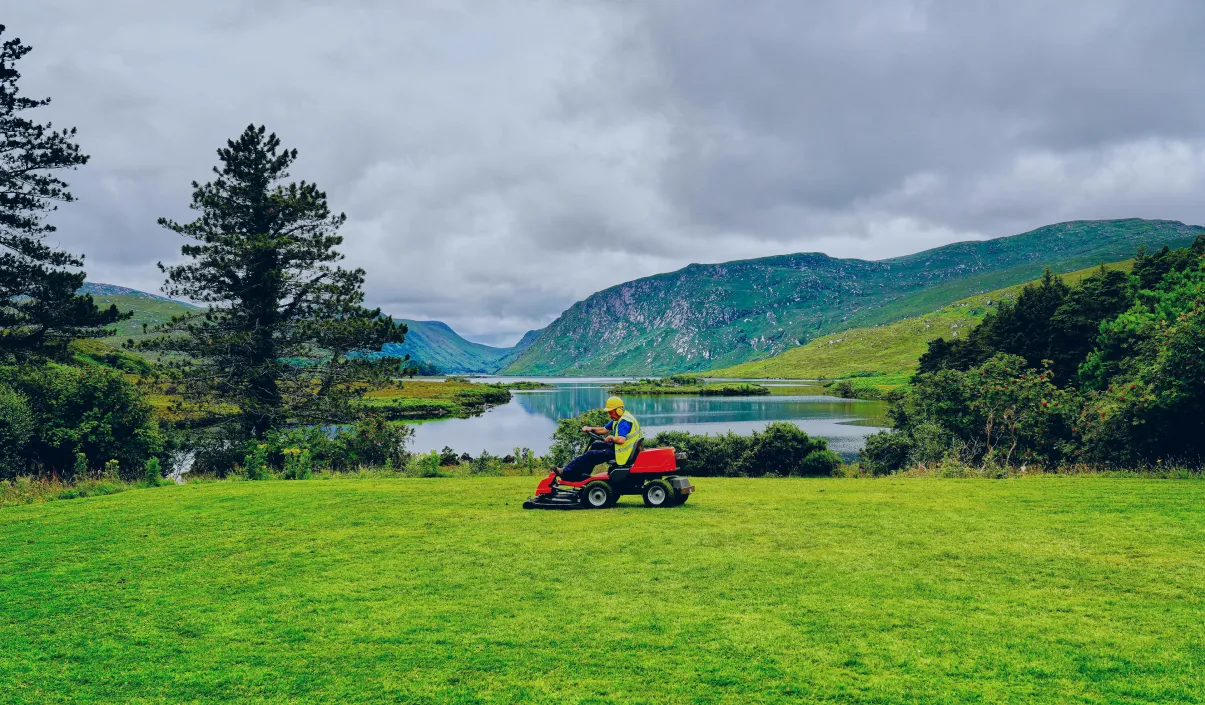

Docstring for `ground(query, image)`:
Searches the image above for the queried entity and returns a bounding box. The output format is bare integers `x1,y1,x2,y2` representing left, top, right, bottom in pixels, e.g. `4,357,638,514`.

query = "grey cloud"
639,0,1205,238
7,1,1205,344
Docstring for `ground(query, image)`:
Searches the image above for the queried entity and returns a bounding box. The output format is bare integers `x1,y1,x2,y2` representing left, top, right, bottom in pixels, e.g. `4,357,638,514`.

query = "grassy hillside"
86,290,199,344
503,219,1202,376
81,282,538,373
3,477,1204,703
712,261,1134,380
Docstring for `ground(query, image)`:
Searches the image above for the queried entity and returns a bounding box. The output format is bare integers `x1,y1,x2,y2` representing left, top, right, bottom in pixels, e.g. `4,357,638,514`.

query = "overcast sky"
8,1,1205,345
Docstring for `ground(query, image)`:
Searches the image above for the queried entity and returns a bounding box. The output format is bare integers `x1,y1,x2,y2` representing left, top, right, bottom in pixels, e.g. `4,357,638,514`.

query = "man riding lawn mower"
523,396,694,510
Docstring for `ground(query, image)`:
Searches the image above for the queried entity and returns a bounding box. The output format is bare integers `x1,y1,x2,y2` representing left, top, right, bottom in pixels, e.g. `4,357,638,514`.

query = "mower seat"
609,439,643,471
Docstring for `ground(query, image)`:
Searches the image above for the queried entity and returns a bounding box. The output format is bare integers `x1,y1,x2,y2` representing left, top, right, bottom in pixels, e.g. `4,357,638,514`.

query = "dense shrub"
799,449,842,476
829,380,855,398
882,237,1205,470
919,267,1137,385
650,422,839,477
143,457,163,486
860,431,912,475
315,416,412,471
667,374,704,385
896,355,1071,467
0,384,34,476
0,363,165,480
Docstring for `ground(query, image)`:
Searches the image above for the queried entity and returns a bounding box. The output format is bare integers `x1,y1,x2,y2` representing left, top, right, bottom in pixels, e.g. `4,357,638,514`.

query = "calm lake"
409,378,890,459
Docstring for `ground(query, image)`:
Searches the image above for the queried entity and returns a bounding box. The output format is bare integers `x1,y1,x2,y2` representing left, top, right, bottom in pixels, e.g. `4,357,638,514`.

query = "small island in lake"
610,374,770,396
501,381,556,390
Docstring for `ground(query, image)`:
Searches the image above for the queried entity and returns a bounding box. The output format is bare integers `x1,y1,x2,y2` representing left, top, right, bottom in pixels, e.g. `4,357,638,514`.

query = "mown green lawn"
3,477,1203,703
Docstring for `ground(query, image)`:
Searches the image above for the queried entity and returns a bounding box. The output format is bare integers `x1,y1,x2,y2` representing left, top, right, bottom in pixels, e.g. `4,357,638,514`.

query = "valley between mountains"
87,218,1203,380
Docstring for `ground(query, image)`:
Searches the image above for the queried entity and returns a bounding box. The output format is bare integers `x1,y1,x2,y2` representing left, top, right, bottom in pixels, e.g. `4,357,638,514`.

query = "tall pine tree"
0,25,123,360
141,125,405,440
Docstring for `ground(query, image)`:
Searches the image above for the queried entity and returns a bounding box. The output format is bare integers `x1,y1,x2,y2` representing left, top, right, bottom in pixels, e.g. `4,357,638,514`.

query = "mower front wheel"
642,479,674,508
581,481,616,509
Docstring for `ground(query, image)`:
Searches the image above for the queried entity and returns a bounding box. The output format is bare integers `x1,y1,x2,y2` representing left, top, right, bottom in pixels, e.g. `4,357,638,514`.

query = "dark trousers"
560,442,615,481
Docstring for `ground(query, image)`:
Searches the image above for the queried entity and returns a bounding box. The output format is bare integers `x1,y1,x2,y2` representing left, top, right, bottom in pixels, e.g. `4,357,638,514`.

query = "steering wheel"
584,429,609,443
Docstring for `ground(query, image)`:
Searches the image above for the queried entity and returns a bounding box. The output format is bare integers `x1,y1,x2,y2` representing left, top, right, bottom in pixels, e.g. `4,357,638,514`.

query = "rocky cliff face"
501,219,1204,375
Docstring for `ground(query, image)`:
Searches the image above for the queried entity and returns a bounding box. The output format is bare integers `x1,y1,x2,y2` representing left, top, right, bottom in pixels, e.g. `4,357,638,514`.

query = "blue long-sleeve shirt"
604,418,633,438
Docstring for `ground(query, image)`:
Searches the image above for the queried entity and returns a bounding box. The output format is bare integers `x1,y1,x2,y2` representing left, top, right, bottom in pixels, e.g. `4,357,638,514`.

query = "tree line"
864,238,1205,473
0,26,407,480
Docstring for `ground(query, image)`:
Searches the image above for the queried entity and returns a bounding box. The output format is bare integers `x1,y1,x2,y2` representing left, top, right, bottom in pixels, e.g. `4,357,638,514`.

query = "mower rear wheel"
581,481,615,509
642,479,674,508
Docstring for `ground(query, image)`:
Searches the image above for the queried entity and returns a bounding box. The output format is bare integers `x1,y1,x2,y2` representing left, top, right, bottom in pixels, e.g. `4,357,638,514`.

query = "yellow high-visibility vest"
612,410,644,465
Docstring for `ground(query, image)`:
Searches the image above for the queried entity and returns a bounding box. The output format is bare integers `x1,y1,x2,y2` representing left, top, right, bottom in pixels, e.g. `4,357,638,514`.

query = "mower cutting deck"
522,444,694,510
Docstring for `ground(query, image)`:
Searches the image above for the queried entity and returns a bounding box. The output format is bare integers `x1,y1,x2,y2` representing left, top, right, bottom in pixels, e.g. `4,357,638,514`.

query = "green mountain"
80,283,200,343
380,321,538,374
709,260,1133,381
81,283,535,374
501,219,1204,376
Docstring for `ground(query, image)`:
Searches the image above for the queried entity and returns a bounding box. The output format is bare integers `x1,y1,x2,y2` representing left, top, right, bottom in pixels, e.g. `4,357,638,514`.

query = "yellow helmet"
604,396,624,411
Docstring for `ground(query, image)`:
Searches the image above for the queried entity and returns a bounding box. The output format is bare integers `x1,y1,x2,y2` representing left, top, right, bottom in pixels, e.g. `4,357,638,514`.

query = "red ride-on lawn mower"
523,432,694,510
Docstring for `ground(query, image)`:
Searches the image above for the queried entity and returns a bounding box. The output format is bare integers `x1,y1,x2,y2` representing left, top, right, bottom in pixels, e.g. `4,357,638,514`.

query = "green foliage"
609,379,770,396
506,219,1201,376
899,355,1070,467
799,448,842,476
0,27,127,361
830,380,855,398
1,474,130,507
359,380,513,421
399,358,442,377
281,448,312,480
0,363,164,480
1131,236,1205,290
68,338,153,374
468,450,498,475
879,236,1205,469
407,450,443,478
548,408,610,467
667,374,704,385
242,444,270,481
919,267,1138,384
860,431,913,475
501,381,554,390
512,447,538,475
138,125,405,441
649,422,837,477
143,457,162,486
1074,264,1205,464
0,383,32,475
326,416,411,471
712,261,1135,382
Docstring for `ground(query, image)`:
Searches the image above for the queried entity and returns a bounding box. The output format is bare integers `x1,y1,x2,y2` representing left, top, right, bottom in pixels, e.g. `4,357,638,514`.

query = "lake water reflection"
409,378,890,459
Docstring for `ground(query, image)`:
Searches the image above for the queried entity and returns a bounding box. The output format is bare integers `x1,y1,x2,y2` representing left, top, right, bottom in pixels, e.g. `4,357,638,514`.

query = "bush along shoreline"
610,374,770,396
860,238,1205,476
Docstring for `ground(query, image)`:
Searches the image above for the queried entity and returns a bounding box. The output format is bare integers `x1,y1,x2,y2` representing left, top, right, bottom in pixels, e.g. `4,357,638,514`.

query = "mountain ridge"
80,282,536,374
500,218,1205,376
